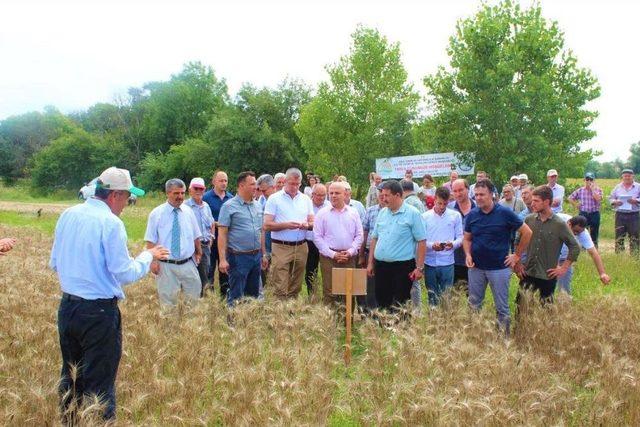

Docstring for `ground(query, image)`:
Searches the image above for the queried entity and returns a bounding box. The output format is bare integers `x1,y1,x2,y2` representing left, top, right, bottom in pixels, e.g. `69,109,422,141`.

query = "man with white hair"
184,177,215,295
313,181,363,304
264,168,314,299
274,172,286,192
546,169,565,213
145,179,203,311
305,183,330,297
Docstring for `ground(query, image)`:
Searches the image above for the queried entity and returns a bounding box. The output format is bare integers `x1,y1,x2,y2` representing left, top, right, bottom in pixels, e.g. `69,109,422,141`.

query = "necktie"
171,208,181,259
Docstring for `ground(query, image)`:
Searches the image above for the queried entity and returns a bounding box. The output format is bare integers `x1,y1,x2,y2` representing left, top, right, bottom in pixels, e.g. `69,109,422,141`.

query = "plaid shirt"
569,186,602,213
363,204,381,249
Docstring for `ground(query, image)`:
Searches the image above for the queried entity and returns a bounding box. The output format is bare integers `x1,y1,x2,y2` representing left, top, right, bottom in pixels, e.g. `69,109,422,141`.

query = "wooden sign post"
332,268,367,365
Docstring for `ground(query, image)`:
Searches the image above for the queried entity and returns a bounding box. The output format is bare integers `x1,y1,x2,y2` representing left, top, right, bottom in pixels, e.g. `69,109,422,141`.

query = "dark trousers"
197,243,212,297
615,211,639,255
517,276,557,306
579,210,601,247
305,240,320,296
227,252,262,306
356,249,377,311
454,264,469,295
209,242,229,297
58,295,121,422
374,259,414,310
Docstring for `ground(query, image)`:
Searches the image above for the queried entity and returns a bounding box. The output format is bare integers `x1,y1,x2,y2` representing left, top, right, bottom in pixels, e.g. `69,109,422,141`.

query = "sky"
1,0,638,161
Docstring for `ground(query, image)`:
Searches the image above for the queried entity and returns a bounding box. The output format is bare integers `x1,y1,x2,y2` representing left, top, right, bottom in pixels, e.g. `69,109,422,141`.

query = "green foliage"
296,26,420,189
134,61,229,155
0,108,78,181
628,141,640,173
423,0,600,185
30,128,129,192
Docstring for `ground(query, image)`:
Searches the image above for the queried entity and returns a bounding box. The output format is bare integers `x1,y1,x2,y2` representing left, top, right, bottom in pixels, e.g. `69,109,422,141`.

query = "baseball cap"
189,177,206,189
621,168,634,175
518,173,528,181
98,167,145,196
510,175,519,181
584,172,595,180
547,169,558,177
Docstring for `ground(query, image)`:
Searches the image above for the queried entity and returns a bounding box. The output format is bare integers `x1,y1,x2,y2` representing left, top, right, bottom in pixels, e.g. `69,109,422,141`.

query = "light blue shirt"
422,208,463,267
349,199,366,223
218,195,263,252
49,198,153,300
144,202,202,260
518,206,531,220
371,204,427,262
184,198,214,242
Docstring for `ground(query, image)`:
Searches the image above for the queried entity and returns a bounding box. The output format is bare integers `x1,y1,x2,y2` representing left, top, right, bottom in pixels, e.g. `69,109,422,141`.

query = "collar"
235,195,254,205
389,203,407,215
87,197,111,212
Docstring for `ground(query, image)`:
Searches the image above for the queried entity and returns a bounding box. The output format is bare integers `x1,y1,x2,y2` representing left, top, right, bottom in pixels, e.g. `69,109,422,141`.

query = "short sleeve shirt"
218,195,263,252
371,204,427,262
464,203,523,270
264,190,314,242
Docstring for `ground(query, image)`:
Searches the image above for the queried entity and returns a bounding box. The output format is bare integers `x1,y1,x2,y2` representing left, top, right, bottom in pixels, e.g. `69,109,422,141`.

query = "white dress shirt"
144,202,202,260
422,208,463,267
264,190,314,242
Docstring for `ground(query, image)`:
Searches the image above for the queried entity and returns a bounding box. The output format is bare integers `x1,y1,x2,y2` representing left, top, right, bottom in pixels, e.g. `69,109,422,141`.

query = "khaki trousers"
270,242,308,299
319,255,356,305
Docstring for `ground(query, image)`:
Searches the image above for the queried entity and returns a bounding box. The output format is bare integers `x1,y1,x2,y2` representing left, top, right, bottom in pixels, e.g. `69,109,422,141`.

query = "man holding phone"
422,187,463,306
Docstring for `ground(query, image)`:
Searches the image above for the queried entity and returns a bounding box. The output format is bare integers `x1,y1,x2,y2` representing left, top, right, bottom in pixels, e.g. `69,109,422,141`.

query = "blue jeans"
58,295,121,421
468,267,512,332
425,264,454,306
227,252,261,306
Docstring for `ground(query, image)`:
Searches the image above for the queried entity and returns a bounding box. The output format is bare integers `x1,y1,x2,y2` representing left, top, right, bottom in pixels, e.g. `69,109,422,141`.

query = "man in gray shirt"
218,171,268,306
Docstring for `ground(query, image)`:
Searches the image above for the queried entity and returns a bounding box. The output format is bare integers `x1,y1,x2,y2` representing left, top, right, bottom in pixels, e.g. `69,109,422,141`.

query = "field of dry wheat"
1,223,639,425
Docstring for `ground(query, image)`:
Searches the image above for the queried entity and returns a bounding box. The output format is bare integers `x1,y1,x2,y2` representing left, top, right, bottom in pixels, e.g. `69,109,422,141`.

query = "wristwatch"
416,265,424,272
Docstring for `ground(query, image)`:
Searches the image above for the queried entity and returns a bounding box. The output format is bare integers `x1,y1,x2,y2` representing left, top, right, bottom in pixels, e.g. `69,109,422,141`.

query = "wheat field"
1,223,640,425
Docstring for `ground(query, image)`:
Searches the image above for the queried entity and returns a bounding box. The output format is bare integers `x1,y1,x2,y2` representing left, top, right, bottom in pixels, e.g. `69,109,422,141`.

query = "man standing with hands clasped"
313,181,363,305
145,179,203,312
51,167,169,422
463,179,532,334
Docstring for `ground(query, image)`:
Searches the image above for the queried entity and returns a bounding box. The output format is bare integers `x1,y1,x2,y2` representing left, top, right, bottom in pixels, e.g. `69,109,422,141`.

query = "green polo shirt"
524,213,580,280
371,204,426,262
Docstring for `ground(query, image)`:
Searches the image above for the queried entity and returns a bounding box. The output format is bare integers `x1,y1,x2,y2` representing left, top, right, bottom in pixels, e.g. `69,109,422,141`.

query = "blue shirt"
218,195,263,252
49,198,153,300
184,198,215,242
144,202,202,260
363,204,381,249
452,200,476,266
259,195,272,254
203,189,234,220
371,204,427,262
349,199,366,223
464,203,523,270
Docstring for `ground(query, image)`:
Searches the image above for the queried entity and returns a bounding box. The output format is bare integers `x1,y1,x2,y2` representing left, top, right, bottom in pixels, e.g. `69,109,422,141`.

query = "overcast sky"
1,0,638,161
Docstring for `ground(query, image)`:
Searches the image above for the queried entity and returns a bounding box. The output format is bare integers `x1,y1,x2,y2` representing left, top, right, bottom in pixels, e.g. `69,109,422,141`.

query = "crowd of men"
34,164,640,421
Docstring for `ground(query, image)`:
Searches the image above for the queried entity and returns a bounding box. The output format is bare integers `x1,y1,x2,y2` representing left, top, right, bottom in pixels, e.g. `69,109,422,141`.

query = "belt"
160,258,191,265
62,292,118,304
228,248,260,255
271,239,307,246
330,248,352,253
616,211,639,215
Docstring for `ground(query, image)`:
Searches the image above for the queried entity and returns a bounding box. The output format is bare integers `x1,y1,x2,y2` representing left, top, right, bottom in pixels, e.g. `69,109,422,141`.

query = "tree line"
0,1,606,194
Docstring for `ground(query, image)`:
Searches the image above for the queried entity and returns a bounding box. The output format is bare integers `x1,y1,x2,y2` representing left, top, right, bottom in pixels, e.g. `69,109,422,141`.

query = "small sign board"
332,268,367,295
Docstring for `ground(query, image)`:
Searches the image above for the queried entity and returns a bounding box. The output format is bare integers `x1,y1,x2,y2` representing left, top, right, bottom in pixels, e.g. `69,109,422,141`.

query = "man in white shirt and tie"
145,178,203,311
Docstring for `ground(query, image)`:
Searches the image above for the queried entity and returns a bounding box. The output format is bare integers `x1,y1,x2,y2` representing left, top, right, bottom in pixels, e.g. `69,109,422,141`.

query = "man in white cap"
510,175,521,199
546,169,565,213
184,177,215,295
51,167,169,422
518,173,529,189
145,178,203,311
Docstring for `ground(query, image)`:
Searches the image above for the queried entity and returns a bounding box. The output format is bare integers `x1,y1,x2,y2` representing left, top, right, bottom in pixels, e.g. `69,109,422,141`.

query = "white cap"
510,175,519,181
518,173,528,180
189,177,206,189
547,169,558,177
98,167,144,196
343,182,352,191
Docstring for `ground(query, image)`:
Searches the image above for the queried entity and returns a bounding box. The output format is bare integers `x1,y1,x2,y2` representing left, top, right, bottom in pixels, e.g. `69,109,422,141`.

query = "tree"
0,108,77,182
30,128,129,191
628,141,640,173
296,26,420,191
423,0,600,185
